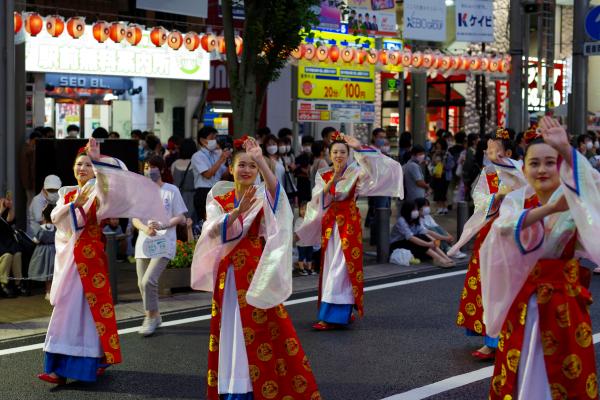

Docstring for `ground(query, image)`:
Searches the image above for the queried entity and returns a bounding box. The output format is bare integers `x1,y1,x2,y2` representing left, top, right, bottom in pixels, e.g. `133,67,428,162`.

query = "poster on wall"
403,0,446,42
297,101,375,123
318,0,342,31
346,0,397,36
297,30,375,102
55,103,80,139
455,0,494,43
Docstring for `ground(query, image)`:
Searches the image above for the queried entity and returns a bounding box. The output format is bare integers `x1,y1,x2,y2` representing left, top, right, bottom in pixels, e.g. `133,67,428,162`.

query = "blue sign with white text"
585,6,600,41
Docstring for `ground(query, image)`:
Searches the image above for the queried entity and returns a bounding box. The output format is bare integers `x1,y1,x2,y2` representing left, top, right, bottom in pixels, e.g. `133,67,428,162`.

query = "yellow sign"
297,30,375,102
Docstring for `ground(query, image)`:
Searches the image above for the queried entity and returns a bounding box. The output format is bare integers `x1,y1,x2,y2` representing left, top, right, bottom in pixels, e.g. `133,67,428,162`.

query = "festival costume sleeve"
354,146,404,199
91,156,169,224
294,171,329,246
479,187,545,337
559,149,600,265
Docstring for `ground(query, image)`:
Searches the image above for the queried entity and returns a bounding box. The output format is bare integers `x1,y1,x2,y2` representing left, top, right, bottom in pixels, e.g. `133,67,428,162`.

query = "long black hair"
400,200,419,224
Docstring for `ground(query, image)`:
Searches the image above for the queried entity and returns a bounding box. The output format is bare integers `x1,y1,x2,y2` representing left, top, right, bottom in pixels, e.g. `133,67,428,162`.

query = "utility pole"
570,0,589,136
0,0,16,195
508,0,524,133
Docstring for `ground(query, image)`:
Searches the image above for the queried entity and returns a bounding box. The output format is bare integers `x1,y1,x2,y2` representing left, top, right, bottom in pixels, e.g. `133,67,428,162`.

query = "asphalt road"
2,269,600,400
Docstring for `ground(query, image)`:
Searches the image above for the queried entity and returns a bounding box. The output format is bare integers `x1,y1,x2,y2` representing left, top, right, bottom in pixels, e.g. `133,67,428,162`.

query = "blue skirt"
220,393,253,400
465,329,499,348
44,352,101,382
318,302,353,325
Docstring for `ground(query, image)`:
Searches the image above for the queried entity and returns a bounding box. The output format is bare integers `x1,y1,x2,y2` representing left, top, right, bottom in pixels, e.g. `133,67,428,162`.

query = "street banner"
496,80,508,127
297,30,375,102
403,0,447,42
455,0,494,43
346,0,398,36
297,101,375,123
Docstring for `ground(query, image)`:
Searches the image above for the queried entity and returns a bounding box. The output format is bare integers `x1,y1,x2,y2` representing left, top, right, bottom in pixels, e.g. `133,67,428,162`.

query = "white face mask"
278,146,287,154
415,154,426,163
423,206,431,215
587,141,594,150
595,141,600,148
302,146,312,153
206,139,217,151
267,145,278,155
410,210,420,220
46,192,59,204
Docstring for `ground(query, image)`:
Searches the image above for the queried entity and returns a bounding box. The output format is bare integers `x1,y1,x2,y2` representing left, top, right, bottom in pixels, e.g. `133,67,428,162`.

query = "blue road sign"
586,6,600,41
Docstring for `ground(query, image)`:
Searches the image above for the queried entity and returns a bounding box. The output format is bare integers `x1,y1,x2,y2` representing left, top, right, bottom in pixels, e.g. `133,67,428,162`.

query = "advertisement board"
455,0,494,43
403,0,447,42
297,30,375,102
346,0,397,36
297,100,375,123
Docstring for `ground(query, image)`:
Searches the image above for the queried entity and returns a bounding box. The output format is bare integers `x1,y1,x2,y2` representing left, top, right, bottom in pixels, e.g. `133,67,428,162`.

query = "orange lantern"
150,26,168,47
109,22,126,43
378,50,388,65
291,44,305,59
489,58,500,73
450,56,462,70
46,15,65,37
401,50,412,67
459,56,470,71
316,45,329,62
14,12,23,34
411,52,424,68
66,17,85,39
168,30,183,50
304,44,316,60
341,47,355,63
216,36,226,54
430,53,443,69
25,12,44,36
235,36,243,56
93,21,110,43
184,31,200,51
469,57,482,71
387,51,401,66
422,53,435,69
480,57,490,72
356,48,367,64
499,57,511,73
366,49,378,64
126,24,142,46
200,33,217,52
329,45,340,63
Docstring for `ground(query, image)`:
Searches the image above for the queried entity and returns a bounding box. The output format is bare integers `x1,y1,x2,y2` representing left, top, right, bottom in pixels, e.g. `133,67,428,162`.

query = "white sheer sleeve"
295,171,328,246
354,146,404,198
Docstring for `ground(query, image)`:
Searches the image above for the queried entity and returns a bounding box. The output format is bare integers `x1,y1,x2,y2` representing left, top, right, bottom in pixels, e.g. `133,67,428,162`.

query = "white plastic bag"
390,248,413,266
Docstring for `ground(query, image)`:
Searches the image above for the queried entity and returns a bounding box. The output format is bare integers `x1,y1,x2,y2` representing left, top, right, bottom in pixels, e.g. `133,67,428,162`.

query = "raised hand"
244,137,264,162
73,184,93,207
237,186,257,215
539,116,570,157
86,138,100,160
343,134,361,150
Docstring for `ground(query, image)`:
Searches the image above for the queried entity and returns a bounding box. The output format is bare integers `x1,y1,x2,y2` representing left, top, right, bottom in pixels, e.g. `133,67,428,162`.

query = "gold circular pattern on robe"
506,349,521,373
285,337,300,356
249,364,260,382
82,244,96,258
100,303,114,319
474,320,483,334
351,247,361,259
465,302,477,316
302,355,312,372
257,342,273,362
550,383,568,400
518,303,527,325
562,353,583,380
109,333,120,349
96,322,106,336
276,304,288,319
77,263,88,277
275,358,288,376
556,303,571,328
342,237,350,250
85,292,98,307
243,327,255,346
575,322,593,348
269,321,281,340
218,272,226,290
468,276,477,290
252,308,268,324
536,283,554,304
104,352,114,364
461,288,467,300
456,312,465,326
261,380,279,399
541,330,559,356
586,373,598,399
92,272,107,289
292,374,309,393
237,289,248,308
208,334,219,352
211,299,219,317
207,369,218,387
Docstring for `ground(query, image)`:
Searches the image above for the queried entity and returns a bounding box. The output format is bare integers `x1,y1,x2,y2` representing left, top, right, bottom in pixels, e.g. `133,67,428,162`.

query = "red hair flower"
330,131,344,142
233,135,249,150
524,124,541,144
77,146,88,156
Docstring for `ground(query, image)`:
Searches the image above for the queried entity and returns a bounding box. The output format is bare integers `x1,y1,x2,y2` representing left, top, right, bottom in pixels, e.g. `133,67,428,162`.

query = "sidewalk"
0,200,467,342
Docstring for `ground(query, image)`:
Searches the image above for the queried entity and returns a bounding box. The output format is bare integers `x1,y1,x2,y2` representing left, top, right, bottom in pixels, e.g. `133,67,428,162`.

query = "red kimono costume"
480,149,600,399
191,182,320,400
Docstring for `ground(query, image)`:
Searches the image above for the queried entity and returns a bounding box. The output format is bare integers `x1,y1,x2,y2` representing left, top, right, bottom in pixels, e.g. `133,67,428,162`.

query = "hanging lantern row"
14,12,243,55
290,43,511,75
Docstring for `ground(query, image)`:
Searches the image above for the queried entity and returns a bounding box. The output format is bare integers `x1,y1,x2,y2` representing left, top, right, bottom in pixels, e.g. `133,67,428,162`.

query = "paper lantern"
200,33,217,52
366,49,378,65
401,50,412,67
109,22,126,43
459,56,470,71
92,21,110,43
304,44,316,60
422,53,435,69
480,57,490,72
150,26,168,47
168,30,183,50
316,45,329,62
439,55,452,71
66,17,85,39
450,56,462,70
356,49,367,64
499,58,511,73
291,44,305,59
126,24,142,46
469,57,482,71
387,51,401,66
430,53,443,69
235,36,243,56
184,31,200,51
411,52,424,68
328,45,340,63
378,50,388,65
25,12,43,36
340,47,354,63
489,58,500,73
14,12,22,34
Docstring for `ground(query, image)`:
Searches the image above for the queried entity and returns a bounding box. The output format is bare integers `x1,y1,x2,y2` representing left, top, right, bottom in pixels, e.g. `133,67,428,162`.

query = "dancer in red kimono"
480,117,600,399
296,132,403,330
191,136,320,400
449,129,526,360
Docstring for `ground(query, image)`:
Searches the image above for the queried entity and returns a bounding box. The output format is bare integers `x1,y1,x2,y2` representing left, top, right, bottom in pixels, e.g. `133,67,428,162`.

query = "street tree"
221,0,321,138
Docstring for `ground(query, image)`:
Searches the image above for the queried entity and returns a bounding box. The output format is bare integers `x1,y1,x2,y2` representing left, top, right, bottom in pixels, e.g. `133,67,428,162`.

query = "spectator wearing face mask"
64,125,80,139
295,135,314,203
28,175,62,237
191,126,231,222
576,134,595,158
402,145,430,203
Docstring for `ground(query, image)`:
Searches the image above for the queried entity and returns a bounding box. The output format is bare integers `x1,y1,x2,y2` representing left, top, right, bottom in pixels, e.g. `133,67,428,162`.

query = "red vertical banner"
496,80,509,127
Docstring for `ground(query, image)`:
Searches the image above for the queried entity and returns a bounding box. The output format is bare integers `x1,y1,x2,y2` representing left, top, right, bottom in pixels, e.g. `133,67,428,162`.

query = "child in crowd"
294,202,316,275
414,197,466,259
28,204,56,300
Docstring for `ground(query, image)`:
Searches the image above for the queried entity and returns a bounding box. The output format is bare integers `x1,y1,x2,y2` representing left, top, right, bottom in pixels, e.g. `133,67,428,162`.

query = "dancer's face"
330,143,349,171
73,155,94,186
523,142,560,195
231,152,258,186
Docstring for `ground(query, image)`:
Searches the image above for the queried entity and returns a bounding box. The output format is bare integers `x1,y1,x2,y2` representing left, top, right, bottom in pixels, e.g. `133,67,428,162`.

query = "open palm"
245,138,264,161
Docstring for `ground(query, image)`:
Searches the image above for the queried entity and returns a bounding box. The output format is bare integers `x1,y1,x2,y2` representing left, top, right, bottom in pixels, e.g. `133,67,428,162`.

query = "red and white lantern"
411,52,424,68
489,58,500,73
480,57,490,72
109,22,126,43
126,24,142,46
184,31,200,51
25,12,44,36
387,51,401,66
235,36,243,56
14,12,23,34
366,49,378,65
150,26,168,47
66,17,85,39
499,57,511,73
340,47,355,63
316,45,329,62
469,57,482,71
93,21,110,43
304,44,316,60
378,50,388,65
422,53,435,69
291,44,305,60
401,50,412,67
200,33,217,52
356,49,367,64
168,30,183,50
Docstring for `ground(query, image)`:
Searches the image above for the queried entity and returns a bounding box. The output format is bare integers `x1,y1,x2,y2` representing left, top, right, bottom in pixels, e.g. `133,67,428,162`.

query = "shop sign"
403,0,447,42
297,30,375,102
496,80,508,127
46,73,133,90
455,0,494,43
317,0,342,32
297,101,375,123
527,60,564,112
383,38,403,73
25,25,210,81
390,112,400,127
346,0,398,36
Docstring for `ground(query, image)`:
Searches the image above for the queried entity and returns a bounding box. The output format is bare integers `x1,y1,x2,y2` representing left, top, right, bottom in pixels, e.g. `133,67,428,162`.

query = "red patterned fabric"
489,196,598,400
66,189,121,365
206,190,320,400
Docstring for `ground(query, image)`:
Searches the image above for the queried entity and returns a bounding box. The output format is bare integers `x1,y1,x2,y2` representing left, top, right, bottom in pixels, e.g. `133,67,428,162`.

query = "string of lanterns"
14,11,243,55
290,43,511,75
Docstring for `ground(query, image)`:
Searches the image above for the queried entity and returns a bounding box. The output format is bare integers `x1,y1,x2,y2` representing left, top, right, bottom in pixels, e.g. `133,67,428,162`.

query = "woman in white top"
133,155,187,336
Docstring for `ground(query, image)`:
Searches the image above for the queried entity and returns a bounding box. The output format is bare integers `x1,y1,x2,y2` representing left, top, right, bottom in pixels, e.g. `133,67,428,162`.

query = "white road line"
381,333,600,400
0,269,465,357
